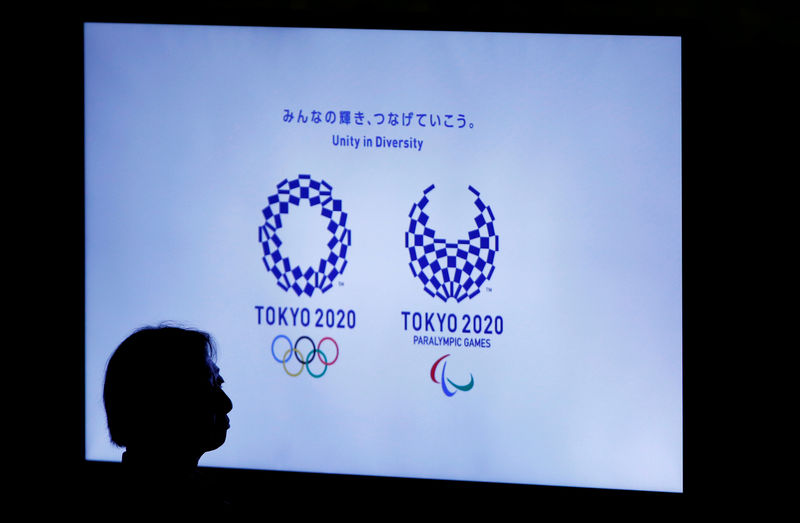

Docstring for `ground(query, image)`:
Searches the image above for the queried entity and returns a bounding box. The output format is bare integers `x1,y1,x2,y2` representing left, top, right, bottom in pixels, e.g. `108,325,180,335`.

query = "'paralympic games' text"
413,335,491,348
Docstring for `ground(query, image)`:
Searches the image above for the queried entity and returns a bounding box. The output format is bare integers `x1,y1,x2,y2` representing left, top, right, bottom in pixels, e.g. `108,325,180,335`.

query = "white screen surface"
84,23,682,493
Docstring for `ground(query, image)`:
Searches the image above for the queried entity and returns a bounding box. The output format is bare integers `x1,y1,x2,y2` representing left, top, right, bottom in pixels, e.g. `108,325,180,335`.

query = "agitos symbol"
430,354,474,397
271,335,339,378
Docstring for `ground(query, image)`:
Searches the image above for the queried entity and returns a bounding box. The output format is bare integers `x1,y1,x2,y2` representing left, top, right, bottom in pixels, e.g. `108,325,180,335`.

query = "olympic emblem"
405,184,498,302
259,174,351,297
430,354,474,397
271,335,340,378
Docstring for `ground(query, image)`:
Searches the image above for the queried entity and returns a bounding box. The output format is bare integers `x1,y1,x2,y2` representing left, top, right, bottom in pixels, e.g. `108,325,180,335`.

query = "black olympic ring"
293,336,316,365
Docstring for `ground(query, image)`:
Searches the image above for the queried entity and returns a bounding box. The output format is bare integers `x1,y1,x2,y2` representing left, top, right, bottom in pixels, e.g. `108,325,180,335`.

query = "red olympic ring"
317,337,339,365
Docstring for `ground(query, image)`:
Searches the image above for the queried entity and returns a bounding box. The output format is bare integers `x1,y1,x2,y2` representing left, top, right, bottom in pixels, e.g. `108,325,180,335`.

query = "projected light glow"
85,23,682,493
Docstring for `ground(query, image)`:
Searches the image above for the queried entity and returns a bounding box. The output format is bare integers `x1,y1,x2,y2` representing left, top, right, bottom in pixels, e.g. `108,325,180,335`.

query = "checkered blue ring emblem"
259,174,351,296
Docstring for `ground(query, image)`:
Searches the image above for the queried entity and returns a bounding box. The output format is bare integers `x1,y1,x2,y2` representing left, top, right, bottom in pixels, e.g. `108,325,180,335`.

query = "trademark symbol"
486,287,492,292
338,281,345,286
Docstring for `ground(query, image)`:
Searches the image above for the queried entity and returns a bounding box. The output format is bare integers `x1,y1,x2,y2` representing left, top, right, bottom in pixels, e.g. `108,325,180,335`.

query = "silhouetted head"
103,325,232,466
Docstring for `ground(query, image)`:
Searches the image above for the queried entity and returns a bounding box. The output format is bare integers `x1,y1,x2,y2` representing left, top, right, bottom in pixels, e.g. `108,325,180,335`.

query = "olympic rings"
271,335,339,378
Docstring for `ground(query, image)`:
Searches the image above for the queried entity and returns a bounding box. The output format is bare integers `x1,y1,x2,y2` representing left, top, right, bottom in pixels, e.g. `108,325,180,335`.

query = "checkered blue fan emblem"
259,174,350,297
405,185,498,302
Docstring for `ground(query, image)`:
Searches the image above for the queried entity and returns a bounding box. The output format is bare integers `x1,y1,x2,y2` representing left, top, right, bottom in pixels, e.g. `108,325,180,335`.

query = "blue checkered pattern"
259,174,350,296
405,184,498,302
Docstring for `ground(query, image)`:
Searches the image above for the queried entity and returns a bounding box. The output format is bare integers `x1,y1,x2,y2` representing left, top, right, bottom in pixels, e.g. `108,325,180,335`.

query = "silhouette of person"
100,324,233,514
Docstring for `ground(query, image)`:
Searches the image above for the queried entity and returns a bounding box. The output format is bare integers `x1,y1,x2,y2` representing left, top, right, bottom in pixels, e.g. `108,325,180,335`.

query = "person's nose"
221,389,233,413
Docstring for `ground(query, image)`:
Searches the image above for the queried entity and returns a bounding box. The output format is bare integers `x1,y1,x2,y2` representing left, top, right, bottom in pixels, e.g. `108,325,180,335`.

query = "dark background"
17,0,794,516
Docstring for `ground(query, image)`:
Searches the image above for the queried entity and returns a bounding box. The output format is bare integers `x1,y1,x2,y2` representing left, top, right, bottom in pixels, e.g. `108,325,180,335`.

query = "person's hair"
103,324,217,448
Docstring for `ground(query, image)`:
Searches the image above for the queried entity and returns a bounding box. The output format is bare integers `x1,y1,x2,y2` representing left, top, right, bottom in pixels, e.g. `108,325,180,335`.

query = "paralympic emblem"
259,174,351,297
271,335,339,378
430,354,474,397
406,184,498,302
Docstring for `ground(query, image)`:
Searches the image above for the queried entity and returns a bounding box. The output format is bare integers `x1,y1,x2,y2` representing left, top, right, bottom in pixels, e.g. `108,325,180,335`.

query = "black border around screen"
53,0,782,514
